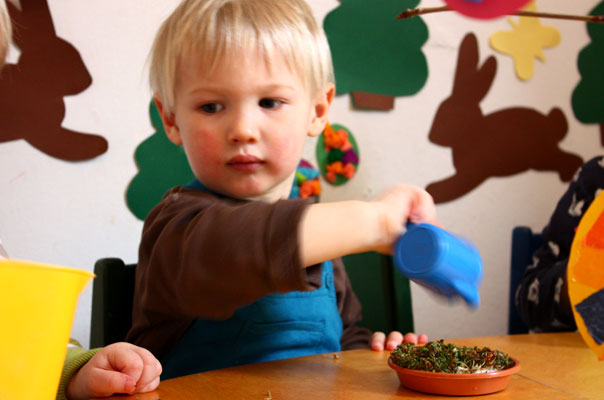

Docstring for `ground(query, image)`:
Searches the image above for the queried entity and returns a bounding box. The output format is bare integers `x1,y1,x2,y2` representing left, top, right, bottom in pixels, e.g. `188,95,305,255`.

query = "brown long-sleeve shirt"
126,186,371,359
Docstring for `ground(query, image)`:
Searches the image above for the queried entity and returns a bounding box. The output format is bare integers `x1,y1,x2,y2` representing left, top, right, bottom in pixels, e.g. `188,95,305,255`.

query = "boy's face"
157,48,333,202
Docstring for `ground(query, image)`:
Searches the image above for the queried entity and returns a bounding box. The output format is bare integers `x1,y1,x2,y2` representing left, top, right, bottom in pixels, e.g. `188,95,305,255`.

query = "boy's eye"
200,103,224,114
259,98,282,109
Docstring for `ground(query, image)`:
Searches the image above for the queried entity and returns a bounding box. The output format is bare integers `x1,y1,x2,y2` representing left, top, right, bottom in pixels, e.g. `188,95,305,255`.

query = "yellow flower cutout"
490,1,560,80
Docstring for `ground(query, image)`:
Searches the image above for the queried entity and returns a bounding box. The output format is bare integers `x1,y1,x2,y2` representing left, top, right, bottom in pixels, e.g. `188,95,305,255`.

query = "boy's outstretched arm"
299,184,438,267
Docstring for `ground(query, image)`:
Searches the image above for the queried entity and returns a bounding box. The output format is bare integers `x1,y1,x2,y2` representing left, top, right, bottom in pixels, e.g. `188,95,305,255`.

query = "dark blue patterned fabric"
575,288,604,345
515,156,604,332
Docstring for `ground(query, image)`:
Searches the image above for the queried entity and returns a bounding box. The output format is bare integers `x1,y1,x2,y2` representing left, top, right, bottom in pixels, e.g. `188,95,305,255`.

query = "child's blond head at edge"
0,0,12,69
149,0,334,115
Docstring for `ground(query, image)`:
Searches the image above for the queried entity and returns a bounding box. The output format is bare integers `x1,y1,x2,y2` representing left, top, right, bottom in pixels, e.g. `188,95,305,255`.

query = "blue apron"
160,180,343,379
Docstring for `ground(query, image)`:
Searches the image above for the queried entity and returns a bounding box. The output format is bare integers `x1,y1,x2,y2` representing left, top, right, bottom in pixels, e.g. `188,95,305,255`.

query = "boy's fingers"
371,331,406,351
386,331,403,350
370,331,386,351
137,376,161,394
418,333,428,344
402,332,418,344
131,348,162,392
108,345,145,384
408,189,438,225
106,343,162,392
89,369,136,397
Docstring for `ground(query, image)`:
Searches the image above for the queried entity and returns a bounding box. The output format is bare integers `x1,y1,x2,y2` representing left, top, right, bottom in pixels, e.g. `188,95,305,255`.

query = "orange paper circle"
444,0,531,19
568,191,604,361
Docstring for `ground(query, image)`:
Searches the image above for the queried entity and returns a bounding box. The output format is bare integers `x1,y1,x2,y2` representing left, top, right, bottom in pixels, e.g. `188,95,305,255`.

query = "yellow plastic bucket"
0,259,94,400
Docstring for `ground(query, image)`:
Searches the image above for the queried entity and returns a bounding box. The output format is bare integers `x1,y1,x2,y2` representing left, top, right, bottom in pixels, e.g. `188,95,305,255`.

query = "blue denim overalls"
160,180,343,379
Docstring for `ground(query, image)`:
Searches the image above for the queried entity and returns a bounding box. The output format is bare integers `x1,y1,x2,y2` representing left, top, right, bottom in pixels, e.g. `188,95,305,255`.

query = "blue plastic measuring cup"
393,223,483,307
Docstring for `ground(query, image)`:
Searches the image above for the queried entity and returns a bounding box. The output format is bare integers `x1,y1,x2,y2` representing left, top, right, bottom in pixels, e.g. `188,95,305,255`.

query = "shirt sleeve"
135,187,314,320
515,156,604,332
56,342,100,400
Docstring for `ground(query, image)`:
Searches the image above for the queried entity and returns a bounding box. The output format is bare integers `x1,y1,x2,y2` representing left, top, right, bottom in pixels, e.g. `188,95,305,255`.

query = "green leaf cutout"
126,101,195,220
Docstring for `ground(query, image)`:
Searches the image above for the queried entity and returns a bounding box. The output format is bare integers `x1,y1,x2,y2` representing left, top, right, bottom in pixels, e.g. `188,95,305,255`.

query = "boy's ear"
154,96,182,145
308,82,335,138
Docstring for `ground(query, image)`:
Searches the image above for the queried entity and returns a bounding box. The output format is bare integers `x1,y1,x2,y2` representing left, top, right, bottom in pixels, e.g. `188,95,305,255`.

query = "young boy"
126,0,437,379
0,3,161,399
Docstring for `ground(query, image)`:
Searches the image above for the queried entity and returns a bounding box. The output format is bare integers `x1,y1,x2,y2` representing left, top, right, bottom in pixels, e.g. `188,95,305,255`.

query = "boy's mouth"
227,154,265,172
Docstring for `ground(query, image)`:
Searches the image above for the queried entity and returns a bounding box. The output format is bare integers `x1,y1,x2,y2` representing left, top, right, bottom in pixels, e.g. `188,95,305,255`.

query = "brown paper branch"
398,6,604,23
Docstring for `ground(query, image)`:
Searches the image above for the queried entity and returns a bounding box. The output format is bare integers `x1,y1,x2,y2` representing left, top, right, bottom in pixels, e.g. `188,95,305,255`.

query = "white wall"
1,0,600,348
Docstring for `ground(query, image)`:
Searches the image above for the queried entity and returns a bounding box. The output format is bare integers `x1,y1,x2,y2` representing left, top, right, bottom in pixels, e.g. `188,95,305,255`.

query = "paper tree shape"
126,101,194,220
0,0,107,161
426,33,582,204
323,0,428,110
572,1,604,146
490,2,560,80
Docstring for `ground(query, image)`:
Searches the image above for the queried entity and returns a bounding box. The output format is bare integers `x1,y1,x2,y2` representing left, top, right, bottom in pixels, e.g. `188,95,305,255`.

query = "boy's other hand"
371,184,439,254
66,342,162,400
370,331,428,351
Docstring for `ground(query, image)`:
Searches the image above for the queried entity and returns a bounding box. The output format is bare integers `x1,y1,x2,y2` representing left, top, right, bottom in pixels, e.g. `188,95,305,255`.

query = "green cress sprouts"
390,340,514,374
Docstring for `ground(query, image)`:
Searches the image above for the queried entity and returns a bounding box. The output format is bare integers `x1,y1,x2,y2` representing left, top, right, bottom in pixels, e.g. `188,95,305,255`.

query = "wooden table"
102,332,602,399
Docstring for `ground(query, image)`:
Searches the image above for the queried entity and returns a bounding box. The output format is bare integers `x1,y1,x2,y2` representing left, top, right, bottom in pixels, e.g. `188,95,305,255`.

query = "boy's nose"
228,112,259,144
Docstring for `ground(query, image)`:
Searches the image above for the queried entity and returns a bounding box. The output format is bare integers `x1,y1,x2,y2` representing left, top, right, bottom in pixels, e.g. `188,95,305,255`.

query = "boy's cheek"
270,139,303,162
184,131,220,154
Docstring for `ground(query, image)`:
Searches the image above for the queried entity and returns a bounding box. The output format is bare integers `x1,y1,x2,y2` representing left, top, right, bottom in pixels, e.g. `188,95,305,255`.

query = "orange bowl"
388,357,520,396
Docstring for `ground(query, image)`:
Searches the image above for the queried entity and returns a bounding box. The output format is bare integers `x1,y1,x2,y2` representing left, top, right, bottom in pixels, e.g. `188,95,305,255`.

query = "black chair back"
90,258,136,348
509,226,543,334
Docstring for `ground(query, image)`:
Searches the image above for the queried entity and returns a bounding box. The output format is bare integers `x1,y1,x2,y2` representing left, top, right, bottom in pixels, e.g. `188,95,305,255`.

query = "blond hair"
0,0,11,69
150,0,334,114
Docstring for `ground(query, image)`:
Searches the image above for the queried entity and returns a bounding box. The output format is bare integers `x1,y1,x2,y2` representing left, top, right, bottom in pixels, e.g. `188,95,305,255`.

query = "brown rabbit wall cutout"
0,0,107,161
426,33,583,204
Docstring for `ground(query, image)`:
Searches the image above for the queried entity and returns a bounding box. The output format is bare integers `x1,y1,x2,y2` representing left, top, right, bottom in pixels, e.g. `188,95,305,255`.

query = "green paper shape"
126,101,195,220
327,148,344,164
316,123,360,186
324,0,429,97
295,171,307,183
572,1,604,125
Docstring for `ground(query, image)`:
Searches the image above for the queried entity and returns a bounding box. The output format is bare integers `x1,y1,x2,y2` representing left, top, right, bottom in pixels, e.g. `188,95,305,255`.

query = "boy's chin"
239,185,291,203
206,177,294,202
241,189,289,203
211,184,275,202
